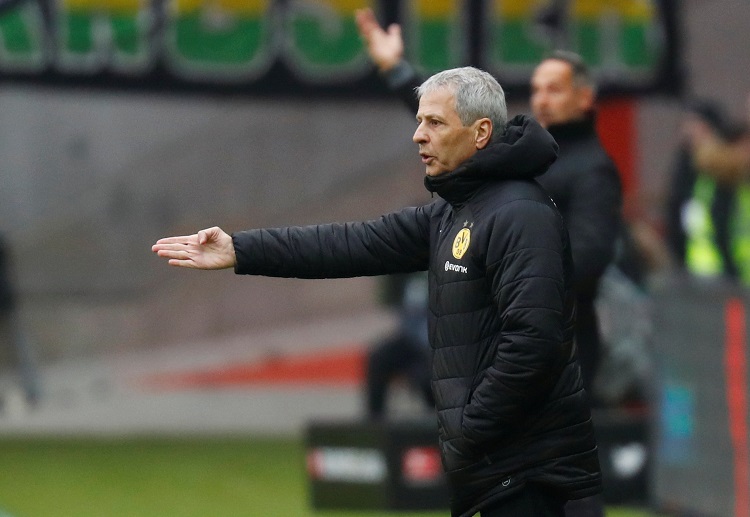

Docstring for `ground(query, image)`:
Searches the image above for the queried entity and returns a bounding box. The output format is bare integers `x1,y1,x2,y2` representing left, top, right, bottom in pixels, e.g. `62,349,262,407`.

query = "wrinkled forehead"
417,87,459,116
418,82,459,103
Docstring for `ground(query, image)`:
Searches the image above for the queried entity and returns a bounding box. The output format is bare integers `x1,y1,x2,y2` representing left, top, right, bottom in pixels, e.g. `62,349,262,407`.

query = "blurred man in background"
0,233,39,411
366,271,433,419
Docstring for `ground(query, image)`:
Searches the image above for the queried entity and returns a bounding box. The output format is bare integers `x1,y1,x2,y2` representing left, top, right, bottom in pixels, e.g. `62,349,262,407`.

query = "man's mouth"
420,153,433,164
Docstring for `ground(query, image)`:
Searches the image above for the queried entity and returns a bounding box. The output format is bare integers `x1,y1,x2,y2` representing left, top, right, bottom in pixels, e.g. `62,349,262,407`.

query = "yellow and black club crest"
452,228,471,259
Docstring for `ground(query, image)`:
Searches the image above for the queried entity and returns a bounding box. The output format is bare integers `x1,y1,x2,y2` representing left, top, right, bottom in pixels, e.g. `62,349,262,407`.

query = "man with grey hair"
417,65,508,133
153,66,601,516
355,10,622,407
355,14,621,515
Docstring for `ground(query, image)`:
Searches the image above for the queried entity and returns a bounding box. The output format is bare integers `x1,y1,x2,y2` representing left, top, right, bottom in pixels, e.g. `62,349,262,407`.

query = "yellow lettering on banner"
326,0,371,14
494,0,656,20
216,0,269,16
173,0,269,16
573,0,654,20
414,0,458,19
173,0,199,13
64,0,142,12
494,0,545,18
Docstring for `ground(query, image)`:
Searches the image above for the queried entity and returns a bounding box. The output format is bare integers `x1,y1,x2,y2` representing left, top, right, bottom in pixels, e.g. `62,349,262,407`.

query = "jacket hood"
424,114,558,203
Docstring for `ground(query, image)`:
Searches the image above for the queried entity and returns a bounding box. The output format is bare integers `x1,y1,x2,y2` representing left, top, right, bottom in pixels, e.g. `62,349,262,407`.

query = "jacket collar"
424,115,558,206
545,114,598,144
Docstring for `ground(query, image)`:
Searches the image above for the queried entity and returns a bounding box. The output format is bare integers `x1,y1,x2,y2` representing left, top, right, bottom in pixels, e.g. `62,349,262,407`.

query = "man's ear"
578,86,595,113
475,118,493,150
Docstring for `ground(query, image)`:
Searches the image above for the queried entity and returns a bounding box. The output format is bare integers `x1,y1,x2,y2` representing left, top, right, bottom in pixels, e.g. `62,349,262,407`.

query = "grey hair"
416,66,508,134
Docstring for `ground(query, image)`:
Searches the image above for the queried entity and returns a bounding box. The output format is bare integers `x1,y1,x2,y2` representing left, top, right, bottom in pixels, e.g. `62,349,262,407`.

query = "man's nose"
413,124,427,143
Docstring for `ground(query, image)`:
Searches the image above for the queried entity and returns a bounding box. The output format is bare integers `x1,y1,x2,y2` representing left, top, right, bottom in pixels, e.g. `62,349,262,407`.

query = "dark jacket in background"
232,116,601,517
540,119,623,392
0,235,16,316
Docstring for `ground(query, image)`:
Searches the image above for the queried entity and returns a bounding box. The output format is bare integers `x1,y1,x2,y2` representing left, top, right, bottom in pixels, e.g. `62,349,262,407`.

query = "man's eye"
430,120,441,126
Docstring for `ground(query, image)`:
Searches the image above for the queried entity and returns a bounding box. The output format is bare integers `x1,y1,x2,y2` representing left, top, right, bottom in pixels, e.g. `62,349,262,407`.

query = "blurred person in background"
0,233,39,410
665,99,750,284
0,236,14,349
154,66,601,517
365,271,433,419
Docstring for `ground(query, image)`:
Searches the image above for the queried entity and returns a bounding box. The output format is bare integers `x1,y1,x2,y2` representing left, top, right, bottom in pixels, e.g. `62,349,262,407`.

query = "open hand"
355,7,404,72
152,226,236,270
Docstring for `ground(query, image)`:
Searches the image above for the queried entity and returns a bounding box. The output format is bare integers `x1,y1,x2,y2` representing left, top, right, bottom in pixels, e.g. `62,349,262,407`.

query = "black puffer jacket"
381,62,624,394
232,116,601,516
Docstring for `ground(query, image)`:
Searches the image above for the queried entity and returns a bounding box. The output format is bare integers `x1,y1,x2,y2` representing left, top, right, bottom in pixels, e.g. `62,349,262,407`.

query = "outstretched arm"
152,226,236,270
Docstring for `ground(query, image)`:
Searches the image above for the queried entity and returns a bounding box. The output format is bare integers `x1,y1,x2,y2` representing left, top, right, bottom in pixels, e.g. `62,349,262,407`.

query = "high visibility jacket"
684,174,750,283
731,183,750,284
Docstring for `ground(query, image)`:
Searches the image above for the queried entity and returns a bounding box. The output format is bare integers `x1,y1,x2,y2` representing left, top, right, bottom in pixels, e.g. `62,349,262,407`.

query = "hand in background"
355,7,404,72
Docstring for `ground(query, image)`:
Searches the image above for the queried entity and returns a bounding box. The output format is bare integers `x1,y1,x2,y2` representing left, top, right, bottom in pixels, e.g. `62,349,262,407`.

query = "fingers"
153,244,191,260
152,243,188,258
198,226,222,245
355,7,382,40
152,241,193,258
152,234,198,247
167,258,201,269
153,242,202,269
152,234,199,268
152,227,220,251
354,7,375,30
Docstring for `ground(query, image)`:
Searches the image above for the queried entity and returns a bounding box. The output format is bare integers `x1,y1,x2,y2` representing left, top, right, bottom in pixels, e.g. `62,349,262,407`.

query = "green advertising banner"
0,0,680,96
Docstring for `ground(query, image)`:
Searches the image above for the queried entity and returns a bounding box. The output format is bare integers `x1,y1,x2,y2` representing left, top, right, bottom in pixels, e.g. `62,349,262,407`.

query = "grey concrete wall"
1,90,429,359
2,0,749,361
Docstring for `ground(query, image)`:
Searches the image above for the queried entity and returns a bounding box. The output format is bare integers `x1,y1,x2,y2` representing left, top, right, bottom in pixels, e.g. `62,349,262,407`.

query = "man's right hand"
152,226,236,270
355,7,404,72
